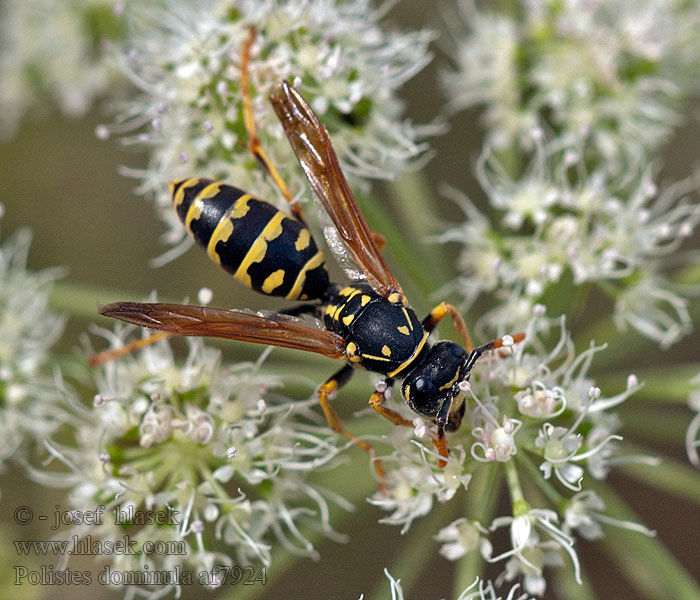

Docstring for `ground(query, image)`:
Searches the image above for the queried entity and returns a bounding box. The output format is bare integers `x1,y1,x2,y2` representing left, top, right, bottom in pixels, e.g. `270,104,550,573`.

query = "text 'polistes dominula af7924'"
97,28,524,493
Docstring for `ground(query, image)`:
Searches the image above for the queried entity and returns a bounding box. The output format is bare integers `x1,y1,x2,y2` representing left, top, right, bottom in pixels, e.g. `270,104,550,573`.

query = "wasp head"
401,341,473,432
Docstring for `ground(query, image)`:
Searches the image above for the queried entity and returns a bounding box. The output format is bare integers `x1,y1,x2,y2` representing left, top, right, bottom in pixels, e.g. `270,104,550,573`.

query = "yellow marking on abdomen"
185,181,223,234
206,193,253,264
381,345,392,357
262,269,286,294
397,325,410,335
295,229,311,251
231,194,252,218
234,212,286,288
285,251,325,300
171,178,200,208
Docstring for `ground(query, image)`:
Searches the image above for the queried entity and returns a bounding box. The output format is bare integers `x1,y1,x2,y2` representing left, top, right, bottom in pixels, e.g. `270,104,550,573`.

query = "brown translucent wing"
98,302,347,359
269,81,402,298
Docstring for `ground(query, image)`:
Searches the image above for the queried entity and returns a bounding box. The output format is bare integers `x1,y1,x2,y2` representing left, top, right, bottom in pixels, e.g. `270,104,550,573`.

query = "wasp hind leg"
89,332,171,368
240,27,306,225
422,302,473,352
317,365,387,493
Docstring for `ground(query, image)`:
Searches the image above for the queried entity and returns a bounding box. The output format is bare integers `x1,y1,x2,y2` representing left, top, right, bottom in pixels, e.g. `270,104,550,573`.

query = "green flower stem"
49,280,179,320
617,405,689,443
503,458,529,515
602,365,698,403
619,453,700,506
592,481,700,600
365,507,448,599
554,566,597,600
385,172,455,290
516,451,564,506
222,454,378,600
452,465,503,595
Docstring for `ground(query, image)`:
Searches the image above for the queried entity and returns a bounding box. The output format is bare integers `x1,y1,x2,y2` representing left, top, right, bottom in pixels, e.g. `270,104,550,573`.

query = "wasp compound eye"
414,377,433,394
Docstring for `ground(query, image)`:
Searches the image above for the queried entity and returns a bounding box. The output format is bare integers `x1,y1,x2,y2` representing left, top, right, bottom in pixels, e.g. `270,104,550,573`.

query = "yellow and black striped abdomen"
170,178,329,301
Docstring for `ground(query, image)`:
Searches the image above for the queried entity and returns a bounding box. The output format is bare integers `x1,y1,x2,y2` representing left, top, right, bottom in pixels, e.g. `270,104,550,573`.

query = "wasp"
98,29,523,491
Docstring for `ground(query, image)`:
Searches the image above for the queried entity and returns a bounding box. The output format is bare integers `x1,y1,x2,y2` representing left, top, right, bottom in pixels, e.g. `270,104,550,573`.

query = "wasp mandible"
98,29,524,491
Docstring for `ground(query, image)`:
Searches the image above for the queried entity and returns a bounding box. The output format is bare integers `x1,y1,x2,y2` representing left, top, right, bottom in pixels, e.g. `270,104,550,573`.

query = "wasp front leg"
368,380,414,427
317,365,387,493
240,27,306,225
422,302,473,352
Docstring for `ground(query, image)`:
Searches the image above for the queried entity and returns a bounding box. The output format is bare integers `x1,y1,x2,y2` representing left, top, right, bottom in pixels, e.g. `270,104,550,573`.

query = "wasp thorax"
402,341,468,421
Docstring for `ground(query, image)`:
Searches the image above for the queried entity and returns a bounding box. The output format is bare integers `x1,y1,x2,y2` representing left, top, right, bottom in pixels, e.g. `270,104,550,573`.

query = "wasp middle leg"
317,365,387,493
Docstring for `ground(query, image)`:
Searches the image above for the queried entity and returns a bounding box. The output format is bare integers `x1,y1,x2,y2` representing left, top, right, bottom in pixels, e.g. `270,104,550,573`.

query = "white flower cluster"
369,311,649,597
361,569,534,600
35,323,350,597
0,205,67,467
444,0,700,171
440,140,700,346
100,0,435,261
0,0,130,140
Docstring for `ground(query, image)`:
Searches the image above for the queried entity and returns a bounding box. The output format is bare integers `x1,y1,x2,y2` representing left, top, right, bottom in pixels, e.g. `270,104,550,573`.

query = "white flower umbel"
489,508,580,597
563,490,655,542
30,324,350,597
0,208,67,466
368,311,649,596
362,570,534,600
0,0,130,140
444,0,700,172
439,140,700,346
101,0,435,261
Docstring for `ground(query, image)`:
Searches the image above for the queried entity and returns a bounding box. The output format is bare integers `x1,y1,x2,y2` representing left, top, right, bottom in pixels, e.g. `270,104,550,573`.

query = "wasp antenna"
463,332,525,373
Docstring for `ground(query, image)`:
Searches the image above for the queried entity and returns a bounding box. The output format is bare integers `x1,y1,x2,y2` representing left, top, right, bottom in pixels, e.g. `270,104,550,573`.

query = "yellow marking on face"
234,212,286,288
294,229,311,251
387,330,429,378
262,269,286,294
285,251,325,300
231,194,252,219
381,345,392,357
397,325,410,335
360,295,371,306
339,286,354,296
342,314,354,326
171,178,199,207
439,368,461,391
325,304,337,316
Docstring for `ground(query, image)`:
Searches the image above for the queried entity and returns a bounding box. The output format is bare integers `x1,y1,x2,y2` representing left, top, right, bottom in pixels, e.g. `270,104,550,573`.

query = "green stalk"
619,454,700,506
592,481,700,599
